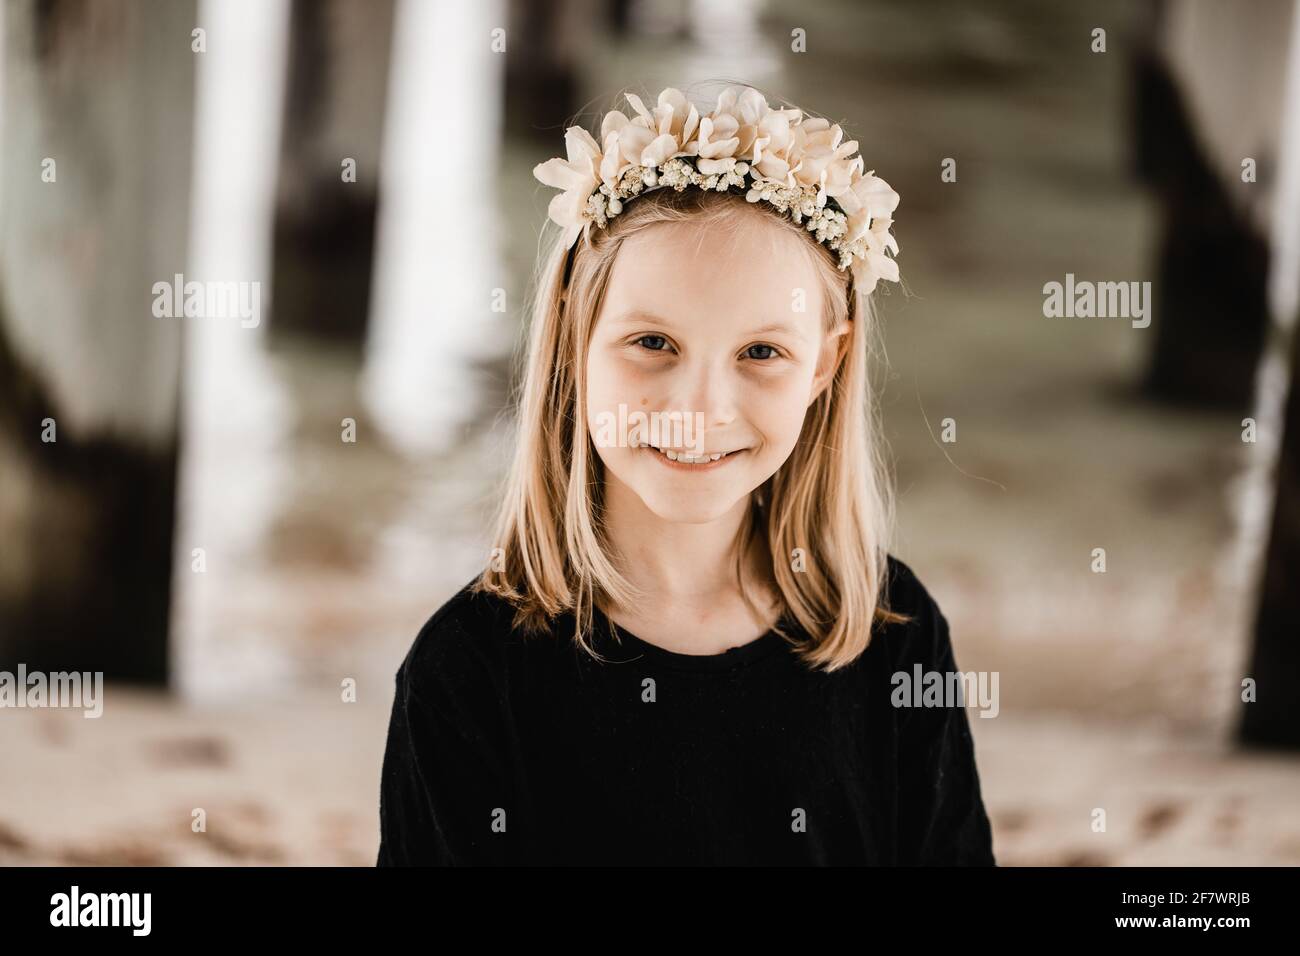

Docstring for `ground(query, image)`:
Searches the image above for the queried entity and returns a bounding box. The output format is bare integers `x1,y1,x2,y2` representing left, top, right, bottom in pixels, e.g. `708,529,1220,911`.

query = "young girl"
377,85,995,866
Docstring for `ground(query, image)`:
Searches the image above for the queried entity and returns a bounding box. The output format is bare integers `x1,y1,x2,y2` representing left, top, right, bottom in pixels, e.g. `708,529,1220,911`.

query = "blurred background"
1,0,1298,865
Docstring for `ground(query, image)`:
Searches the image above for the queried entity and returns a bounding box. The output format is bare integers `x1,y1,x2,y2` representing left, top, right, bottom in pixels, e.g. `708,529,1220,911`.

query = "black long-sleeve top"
376,555,996,865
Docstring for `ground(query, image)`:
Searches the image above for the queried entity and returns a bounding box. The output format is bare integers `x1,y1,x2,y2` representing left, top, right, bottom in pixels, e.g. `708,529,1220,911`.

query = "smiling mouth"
631,440,743,466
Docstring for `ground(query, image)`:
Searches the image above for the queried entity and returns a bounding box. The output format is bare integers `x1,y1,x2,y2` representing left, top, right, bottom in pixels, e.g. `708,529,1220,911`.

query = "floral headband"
533,85,901,294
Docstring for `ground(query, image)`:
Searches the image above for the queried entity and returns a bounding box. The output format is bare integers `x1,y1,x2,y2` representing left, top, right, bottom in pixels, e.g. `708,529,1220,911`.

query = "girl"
377,85,995,866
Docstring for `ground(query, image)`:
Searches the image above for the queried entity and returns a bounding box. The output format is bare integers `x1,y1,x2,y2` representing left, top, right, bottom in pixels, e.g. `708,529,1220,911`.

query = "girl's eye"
634,334,672,353
745,343,780,361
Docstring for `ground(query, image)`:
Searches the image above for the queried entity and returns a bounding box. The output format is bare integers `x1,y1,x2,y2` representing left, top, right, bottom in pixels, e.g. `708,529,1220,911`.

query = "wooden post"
268,0,394,346
1240,0,1300,749
0,0,196,684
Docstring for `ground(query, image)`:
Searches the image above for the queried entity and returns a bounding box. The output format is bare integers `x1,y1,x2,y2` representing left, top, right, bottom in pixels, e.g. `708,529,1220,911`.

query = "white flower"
532,126,603,248
839,172,900,245
750,105,798,179
850,217,901,293
600,88,699,190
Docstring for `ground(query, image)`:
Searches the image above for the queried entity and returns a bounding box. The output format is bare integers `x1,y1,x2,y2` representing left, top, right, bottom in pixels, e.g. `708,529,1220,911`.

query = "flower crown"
533,85,901,294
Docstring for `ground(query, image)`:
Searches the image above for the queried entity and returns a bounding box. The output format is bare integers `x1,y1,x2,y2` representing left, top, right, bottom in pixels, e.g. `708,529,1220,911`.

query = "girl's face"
586,211,849,525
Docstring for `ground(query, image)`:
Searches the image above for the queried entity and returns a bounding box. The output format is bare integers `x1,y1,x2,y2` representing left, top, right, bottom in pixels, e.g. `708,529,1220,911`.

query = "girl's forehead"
598,249,825,341
608,215,823,295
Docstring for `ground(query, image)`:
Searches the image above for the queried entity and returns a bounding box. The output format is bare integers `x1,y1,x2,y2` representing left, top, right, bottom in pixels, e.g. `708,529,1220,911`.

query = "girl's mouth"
632,441,744,471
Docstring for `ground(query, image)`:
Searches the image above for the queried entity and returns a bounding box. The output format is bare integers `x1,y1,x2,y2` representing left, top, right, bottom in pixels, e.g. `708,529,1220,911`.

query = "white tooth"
709,453,721,461
665,449,678,461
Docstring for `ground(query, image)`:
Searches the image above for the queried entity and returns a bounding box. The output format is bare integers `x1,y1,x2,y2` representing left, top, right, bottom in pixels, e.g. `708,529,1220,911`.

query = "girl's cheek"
588,354,652,397
615,361,658,388
587,354,637,396
747,374,805,412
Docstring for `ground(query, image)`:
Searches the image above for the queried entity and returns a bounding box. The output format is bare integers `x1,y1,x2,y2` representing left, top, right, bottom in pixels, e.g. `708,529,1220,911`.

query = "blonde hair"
475,183,909,672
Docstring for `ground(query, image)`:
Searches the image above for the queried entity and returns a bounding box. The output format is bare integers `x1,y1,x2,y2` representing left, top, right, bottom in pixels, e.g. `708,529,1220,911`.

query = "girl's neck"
601,476,776,612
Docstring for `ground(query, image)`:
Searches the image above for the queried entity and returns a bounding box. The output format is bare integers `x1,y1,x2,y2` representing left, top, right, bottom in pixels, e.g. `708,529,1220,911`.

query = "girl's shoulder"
393,577,520,700
881,553,938,616
877,554,961,671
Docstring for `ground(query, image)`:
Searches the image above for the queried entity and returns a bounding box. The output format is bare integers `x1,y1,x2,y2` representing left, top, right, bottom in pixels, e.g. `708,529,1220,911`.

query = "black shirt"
376,555,996,865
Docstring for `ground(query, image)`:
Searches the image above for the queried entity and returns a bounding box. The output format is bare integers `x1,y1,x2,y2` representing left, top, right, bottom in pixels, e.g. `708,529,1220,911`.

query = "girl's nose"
672,357,737,429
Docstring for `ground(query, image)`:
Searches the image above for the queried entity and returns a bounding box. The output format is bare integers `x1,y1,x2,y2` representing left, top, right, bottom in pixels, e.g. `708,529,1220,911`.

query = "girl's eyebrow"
608,309,670,326
748,321,805,339
610,310,806,339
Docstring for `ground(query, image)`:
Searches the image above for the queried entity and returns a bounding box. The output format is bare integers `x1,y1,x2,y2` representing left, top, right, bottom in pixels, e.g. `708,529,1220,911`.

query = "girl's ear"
808,319,852,406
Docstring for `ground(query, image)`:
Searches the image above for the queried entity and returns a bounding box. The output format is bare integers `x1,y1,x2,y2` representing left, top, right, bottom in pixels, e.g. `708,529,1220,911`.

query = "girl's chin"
638,498,744,525
623,477,761,524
